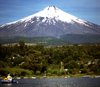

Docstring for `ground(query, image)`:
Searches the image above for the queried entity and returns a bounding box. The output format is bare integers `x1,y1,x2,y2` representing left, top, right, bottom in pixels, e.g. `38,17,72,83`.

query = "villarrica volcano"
0,6,100,44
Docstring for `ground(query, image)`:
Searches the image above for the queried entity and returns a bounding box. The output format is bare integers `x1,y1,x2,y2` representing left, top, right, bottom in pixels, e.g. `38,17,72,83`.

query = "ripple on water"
1,78,100,87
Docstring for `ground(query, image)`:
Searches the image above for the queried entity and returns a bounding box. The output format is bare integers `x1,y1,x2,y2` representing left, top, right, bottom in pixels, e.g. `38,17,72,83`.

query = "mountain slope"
59,34,100,43
0,36,74,46
0,6,100,38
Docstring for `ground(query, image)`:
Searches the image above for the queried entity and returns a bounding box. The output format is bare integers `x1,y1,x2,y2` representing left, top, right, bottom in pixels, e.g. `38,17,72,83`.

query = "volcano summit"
0,6,100,38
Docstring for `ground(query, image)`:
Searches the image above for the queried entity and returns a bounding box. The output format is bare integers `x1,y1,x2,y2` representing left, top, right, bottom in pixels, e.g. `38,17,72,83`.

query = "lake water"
0,78,100,87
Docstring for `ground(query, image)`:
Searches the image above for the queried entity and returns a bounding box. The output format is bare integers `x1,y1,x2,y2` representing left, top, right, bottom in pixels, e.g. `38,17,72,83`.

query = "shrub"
0,61,8,68
87,72,94,75
47,72,51,76
0,67,33,77
68,60,79,69
68,69,73,74
35,71,41,75
0,68,9,76
95,69,100,75
61,70,66,75
47,68,53,75
53,70,57,74
81,68,87,74
57,71,61,76
72,68,78,75
21,71,27,76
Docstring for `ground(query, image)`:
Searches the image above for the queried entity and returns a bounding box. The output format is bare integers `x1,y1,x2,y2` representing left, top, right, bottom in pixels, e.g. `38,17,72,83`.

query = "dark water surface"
0,78,100,87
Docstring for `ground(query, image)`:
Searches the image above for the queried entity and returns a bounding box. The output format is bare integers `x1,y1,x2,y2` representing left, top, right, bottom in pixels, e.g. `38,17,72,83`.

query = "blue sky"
0,0,100,25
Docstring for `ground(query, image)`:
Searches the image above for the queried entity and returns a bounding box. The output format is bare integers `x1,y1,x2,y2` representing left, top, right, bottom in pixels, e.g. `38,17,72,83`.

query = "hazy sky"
0,0,100,25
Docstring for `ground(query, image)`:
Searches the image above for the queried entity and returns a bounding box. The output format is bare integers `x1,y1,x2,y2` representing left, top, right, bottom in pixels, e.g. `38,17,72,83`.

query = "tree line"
0,41,100,77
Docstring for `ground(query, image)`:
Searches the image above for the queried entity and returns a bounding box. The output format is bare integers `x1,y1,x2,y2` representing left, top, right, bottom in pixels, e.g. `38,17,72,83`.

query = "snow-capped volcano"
0,6,100,37
4,6,87,25
22,6,77,23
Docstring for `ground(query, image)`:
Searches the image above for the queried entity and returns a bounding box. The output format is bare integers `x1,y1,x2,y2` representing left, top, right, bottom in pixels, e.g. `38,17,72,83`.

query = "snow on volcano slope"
18,6,87,25
0,6,100,37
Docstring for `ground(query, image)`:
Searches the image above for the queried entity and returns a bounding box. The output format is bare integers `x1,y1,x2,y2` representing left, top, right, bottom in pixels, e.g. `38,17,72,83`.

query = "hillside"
0,36,74,46
59,34,100,43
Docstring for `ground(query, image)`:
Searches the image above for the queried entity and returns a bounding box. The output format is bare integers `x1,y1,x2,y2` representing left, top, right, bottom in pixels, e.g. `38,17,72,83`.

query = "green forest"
0,36,74,46
59,34,100,43
0,41,100,78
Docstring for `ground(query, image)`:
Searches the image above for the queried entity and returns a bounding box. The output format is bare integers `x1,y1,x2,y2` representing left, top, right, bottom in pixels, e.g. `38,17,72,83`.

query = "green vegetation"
0,41,100,77
0,67,33,77
59,34,100,43
0,36,74,47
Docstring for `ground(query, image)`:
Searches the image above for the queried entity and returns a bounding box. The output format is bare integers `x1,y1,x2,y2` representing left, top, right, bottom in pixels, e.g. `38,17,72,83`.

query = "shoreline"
1,74,100,79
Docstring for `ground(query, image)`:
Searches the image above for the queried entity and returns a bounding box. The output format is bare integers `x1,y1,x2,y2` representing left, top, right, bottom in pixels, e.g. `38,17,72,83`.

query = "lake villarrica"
0,78,100,87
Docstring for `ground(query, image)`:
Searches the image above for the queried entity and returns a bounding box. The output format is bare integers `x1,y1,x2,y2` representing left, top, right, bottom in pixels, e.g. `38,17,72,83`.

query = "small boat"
1,79,18,83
